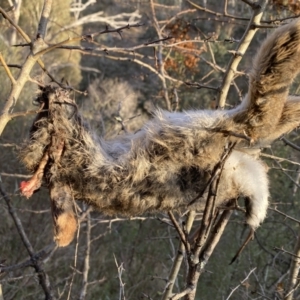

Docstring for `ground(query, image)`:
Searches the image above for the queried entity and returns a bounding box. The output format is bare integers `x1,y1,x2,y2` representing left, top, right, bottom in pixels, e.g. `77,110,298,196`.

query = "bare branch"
114,255,126,300
0,52,16,84
269,207,300,225
282,137,300,152
144,36,173,46
274,247,300,259
0,183,54,299
36,0,53,39
185,81,220,92
182,144,235,300
0,7,31,43
261,153,300,167
34,23,144,57
184,208,232,300
0,0,54,136
56,10,142,34
79,211,91,300
226,268,256,299
150,0,170,110
162,211,196,300
67,204,81,300
168,212,190,253
284,226,300,300
217,0,269,108
187,0,250,21
0,243,56,274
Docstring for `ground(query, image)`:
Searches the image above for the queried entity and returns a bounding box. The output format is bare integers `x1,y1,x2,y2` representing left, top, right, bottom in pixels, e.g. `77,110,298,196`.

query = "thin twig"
66,201,81,300
261,153,300,167
0,183,54,299
0,243,56,273
192,143,235,248
150,0,171,110
0,7,31,43
144,36,173,46
274,247,300,259
269,207,300,224
0,53,16,84
282,137,300,152
114,255,126,300
183,144,235,300
168,212,190,253
189,0,296,24
185,81,220,91
184,209,232,300
225,268,256,299
162,211,196,300
79,211,91,300
187,0,250,21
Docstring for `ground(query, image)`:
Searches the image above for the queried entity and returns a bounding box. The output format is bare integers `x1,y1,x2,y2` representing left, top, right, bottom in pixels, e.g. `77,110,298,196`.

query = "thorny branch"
0,1,53,136
167,143,236,300
0,183,55,300
114,255,126,300
225,267,256,299
56,10,142,34
67,202,81,300
269,207,300,225
55,37,236,54
183,144,236,300
0,7,143,136
0,4,62,97
199,207,233,264
187,0,249,21
170,208,233,300
34,23,144,57
168,212,190,253
0,244,56,274
162,211,196,300
189,0,300,24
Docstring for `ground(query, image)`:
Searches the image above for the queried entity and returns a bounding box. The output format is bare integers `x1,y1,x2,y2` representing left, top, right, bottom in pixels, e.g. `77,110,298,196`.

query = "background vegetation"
1,0,300,299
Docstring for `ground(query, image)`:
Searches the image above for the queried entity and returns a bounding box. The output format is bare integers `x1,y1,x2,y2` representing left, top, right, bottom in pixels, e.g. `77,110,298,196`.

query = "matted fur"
20,19,300,246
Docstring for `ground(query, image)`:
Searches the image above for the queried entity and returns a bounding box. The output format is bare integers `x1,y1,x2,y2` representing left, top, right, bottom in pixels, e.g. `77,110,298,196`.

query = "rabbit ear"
233,19,300,141
256,95,300,145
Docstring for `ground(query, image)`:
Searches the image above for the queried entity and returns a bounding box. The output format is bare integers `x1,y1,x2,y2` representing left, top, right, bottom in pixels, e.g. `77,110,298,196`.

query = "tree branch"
36,0,53,39
0,52,16,84
0,183,54,299
284,226,300,300
162,211,196,300
226,267,256,299
79,211,91,300
216,0,269,108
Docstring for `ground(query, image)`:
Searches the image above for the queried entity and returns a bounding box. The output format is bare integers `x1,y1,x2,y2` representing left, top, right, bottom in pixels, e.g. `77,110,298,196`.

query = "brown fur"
20,19,300,246
50,183,77,247
234,20,300,140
